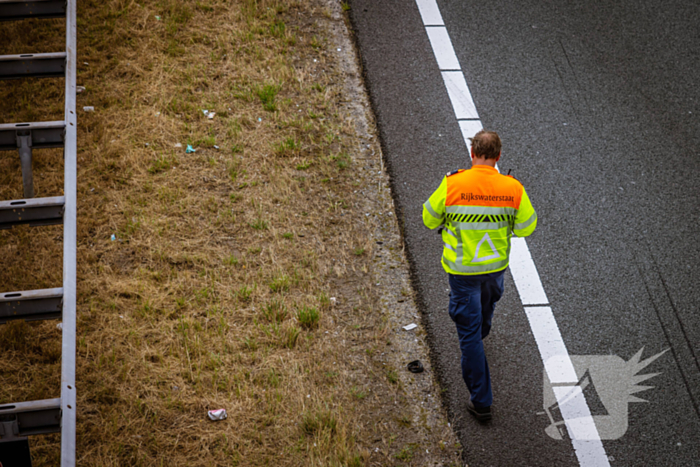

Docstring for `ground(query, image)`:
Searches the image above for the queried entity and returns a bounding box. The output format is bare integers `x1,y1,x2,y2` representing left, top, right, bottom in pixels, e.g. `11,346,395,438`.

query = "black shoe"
467,400,492,422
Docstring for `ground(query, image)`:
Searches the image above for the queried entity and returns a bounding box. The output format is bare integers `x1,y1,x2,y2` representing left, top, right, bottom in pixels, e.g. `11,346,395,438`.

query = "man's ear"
496,151,501,162
470,148,475,159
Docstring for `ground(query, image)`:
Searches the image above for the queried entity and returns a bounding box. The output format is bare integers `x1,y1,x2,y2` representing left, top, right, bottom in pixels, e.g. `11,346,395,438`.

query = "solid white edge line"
415,0,444,25
415,1,610,465
441,71,479,119
425,27,461,70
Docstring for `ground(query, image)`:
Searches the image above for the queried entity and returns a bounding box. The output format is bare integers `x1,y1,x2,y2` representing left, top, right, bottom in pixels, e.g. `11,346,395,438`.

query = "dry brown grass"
0,1,461,466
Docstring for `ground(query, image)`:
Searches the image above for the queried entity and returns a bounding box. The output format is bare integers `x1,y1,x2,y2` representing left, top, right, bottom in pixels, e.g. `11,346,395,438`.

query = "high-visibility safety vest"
422,165,537,275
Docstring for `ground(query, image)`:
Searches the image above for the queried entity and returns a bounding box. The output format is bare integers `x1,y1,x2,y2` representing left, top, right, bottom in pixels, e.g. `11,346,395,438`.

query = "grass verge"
0,0,461,465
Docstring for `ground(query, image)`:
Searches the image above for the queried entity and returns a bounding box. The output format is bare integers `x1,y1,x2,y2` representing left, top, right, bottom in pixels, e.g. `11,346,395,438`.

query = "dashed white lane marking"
442,71,479,119
414,1,610,465
416,0,444,25
425,27,461,70
458,120,483,153
510,237,549,305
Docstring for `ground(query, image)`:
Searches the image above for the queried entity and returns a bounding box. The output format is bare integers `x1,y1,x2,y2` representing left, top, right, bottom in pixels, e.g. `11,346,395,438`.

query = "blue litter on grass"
110,234,116,241
186,144,196,153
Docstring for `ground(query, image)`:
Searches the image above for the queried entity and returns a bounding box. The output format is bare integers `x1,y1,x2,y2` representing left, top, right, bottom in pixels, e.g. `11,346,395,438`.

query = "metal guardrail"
0,0,77,464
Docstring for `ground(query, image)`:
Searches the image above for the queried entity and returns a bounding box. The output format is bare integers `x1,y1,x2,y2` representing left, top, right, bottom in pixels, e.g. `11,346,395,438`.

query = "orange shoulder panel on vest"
445,167,522,208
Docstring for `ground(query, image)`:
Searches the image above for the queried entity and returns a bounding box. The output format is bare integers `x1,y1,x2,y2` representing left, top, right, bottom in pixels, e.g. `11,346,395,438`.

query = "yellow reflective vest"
422,165,537,275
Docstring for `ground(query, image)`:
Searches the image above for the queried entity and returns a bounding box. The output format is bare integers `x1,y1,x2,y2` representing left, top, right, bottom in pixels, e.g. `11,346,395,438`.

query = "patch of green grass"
353,248,365,256
387,370,399,384
333,152,351,170
350,386,366,400
297,306,319,330
269,274,290,293
275,137,301,156
243,336,258,351
317,292,331,310
237,285,253,302
263,299,288,323
250,218,268,230
310,35,321,49
190,134,216,148
295,160,311,170
301,409,337,436
282,232,294,239
223,255,238,266
269,20,285,38
256,83,281,112
341,2,351,11
284,325,300,348
148,154,174,174
394,444,416,461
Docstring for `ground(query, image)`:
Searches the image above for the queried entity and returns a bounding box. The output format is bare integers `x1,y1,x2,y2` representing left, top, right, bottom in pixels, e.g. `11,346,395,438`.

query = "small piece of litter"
407,360,424,373
207,409,227,421
213,145,220,149
119,315,124,319
83,106,94,112
402,323,418,331
186,144,196,153
155,111,160,117
56,322,63,331
330,297,337,306
202,109,209,116
174,143,182,148
207,112,216,120
76,86,85,93
83,62,89,66
110,234,116,241
155,15,161,20
306,394,310,398
258,117,262,122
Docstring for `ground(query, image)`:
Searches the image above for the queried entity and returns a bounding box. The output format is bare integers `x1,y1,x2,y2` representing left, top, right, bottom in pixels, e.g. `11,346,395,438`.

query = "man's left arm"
513,187,537,237
423,177,446,230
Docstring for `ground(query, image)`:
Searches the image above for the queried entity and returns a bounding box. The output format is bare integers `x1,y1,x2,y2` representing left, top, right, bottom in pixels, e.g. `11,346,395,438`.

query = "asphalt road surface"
347,0,700,466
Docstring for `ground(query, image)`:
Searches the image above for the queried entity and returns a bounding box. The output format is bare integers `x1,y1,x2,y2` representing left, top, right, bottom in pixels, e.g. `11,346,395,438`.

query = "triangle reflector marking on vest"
472,233,500,263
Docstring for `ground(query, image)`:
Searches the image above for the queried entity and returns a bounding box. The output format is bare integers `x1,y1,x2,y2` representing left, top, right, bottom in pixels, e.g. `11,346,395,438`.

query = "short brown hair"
469,130,501,160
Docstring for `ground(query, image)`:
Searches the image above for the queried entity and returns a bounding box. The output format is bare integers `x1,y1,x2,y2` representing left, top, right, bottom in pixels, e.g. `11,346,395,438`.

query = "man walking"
422,130,537,421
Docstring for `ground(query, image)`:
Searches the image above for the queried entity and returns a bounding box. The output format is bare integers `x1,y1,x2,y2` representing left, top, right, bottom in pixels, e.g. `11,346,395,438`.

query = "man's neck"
471,157,498,168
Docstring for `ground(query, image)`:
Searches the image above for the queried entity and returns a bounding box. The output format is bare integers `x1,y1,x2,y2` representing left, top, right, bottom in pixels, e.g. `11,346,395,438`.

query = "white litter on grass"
56,322,63,331
330,297,337,306
202,109,209,115
207,112,216,120
83,106,94,112
207,409,227,421
174,143,182,148
402,323,418,331
76,86,85,93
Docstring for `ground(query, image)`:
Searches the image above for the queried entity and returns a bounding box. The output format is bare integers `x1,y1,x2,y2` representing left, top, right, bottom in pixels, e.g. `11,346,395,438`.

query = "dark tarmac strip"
347,0,700,465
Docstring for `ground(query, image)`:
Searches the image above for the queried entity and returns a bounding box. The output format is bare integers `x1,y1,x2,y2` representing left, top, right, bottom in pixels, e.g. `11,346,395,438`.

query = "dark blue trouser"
448,270,505,408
